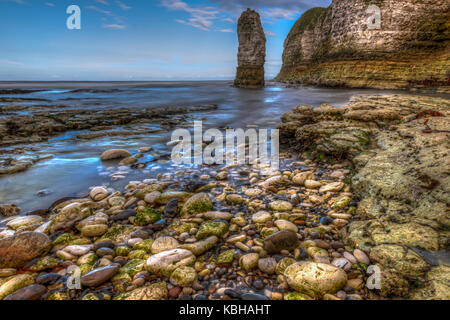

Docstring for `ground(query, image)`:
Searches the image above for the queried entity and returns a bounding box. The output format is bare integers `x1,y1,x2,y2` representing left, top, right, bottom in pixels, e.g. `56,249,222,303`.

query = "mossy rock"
128,250,149,260
82,293,101,300
180,193,213,217
79,263,94,275
157,191,192,205
119,259,145,278
170,266,197,287
29,256,60,271
77,253,98,266
68,238,92,246
276,257,297,275
169,221,198,234
115,246,131,257
134,209,161,226
135,185,164,200
0,274,35,300
100,224,134,242
217,249,235,265
133,239,154,253
113,282,168,300
195,221,228,240
284,292,314,300
46,291,70,300
52,233,76,246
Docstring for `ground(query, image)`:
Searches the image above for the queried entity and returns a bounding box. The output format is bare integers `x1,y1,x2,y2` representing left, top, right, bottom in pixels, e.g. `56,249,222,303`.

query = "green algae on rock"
134,208,161,226
180,192,213,217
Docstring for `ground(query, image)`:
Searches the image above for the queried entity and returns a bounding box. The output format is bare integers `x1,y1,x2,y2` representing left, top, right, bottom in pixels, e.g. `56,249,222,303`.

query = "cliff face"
234,9,266,88
276,0,450,92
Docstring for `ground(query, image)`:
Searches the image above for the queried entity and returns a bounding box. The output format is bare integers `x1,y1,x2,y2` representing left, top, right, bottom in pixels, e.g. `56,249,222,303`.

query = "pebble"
353,249,370,265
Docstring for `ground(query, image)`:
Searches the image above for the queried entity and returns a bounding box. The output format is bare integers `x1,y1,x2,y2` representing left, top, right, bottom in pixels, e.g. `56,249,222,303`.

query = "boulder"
0,232,51,268
284,262,348,297
146,249,195,277
100,149,132,161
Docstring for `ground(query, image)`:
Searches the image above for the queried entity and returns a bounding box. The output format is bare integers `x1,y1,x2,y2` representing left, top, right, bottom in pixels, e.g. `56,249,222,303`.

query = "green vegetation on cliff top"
286,7,327,41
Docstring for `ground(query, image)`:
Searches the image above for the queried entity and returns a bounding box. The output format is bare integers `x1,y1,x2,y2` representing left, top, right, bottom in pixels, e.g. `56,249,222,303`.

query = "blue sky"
0,0,331,81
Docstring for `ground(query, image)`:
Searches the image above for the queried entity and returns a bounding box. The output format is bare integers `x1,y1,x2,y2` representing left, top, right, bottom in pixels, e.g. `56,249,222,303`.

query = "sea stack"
234,8,266,89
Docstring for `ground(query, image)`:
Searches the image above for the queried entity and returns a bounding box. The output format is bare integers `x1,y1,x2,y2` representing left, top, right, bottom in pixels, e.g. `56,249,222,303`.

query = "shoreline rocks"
279,94,450,299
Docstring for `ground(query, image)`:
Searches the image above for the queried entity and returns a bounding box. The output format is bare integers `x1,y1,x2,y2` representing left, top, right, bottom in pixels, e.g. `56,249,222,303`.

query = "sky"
0,0,331,81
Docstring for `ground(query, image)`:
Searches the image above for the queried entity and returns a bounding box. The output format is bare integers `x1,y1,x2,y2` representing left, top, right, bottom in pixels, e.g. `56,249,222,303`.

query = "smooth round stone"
111,209,137,222
343,252,358,264
170,266,197,287
285,262,348,297
245,188,263,197
203,211,233,221
100,149,132,161
96,247,115,257
332,258,352,271
252,211,272,224
226,234,247,244
292,171,314,185
239,253,259,271
6,216,43,230
258,257,277,274
93,240,114,251
56,250,75,260
127,238,143,247
146,249,196,277
63,245,93,256
81,265,120,287
269,201,293,212
353,249,370,265
81,224,108,237
304,180,322,189
36,273,62,285
226,194,244,204
0,268,17,277
89,187,109,201
263,230,300,254
144,191,162,204
0,232,51,268
3,284,47,300
314,240,331,250
151,236,179,254
216,171,228,180
274,220,298,232
319,182,344,193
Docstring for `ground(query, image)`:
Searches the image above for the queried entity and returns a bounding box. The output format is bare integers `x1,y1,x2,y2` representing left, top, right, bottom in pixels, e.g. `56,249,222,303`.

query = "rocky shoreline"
0,93,448,300
279,94,450,299
0,103,217,175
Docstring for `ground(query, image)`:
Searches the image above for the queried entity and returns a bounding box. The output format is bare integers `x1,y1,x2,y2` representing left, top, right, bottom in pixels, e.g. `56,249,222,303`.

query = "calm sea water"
0,81,404,212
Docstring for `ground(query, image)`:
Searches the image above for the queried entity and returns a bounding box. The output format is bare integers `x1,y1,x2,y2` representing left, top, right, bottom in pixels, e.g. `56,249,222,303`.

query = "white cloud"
219,29,234,33
86,5,114,16
95,0,108,4
103,23,127,29
160,0,331,32
162,0,219,31
45,2,55,7
115,0,131,10
0,59,24,66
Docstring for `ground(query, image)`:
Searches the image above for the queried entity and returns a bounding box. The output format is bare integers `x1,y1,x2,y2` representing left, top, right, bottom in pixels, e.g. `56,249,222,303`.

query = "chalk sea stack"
276,0,450,92
234,9,266,89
